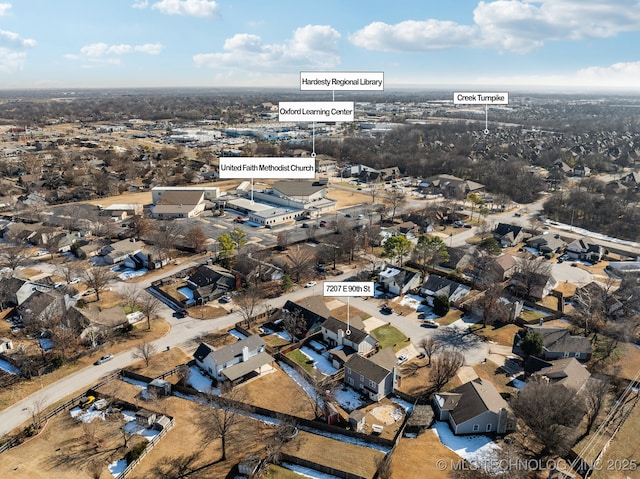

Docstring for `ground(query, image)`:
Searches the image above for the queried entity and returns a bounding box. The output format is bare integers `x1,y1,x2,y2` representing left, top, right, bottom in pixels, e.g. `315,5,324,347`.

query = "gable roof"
156,190,204,206
344,348,395,384
422,275,468,297
435,378,509,425
208,334,265,365
494,223,523,238
526,325,592,356
321,316,369,345
531,357,591,391
188,264,235,289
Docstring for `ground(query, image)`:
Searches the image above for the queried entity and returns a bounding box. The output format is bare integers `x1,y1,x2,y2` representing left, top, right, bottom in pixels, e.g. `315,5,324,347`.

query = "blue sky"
1,0,640,91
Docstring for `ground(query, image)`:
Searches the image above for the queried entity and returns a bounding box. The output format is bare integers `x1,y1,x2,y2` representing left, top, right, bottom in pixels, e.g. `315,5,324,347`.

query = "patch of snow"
70,405,106,423
123,419,160,440
523,247,540,256
331,385,367,412
188,365,220,394
510,378,526,390
229,329,247,340
308,340,326,352
400,294,423,310
389,396,414,414
276,330,292,341
0,359,21,375
300,346,338,375
432,421,500,464
126,311,145,324
108,458,127,477
117,268,148,280
121,377,148,388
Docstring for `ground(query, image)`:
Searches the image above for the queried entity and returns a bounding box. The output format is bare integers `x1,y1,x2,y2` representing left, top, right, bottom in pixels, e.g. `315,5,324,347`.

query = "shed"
148,378,172,396
135,409,157,427
405,404,435,435
153,415,172,431
349,409,366,432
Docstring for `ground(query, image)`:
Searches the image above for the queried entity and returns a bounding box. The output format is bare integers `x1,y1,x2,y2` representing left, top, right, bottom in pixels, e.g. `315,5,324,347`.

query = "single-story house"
100,238,144,265
433,378,515,435
186,264,237,303
524,357,591,392
526,234,566,255
194,334,274,383
420,274,471,306
513,326,592,361
151,190,207,219
344,348,399,401
282,296,332,335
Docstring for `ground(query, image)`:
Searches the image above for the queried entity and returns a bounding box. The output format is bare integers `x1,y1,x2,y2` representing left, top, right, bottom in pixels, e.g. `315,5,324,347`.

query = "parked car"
345,213,352,218
220,294,232,303
453,221,464,228
94,354,114,365
421,320,439,328
380,305,393,314
397,354,408,364
304,281,317,288
68,278,80,285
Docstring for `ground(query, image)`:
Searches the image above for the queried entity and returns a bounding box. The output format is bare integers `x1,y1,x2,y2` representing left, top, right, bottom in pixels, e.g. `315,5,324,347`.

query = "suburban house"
0,277,53,309
321,316,377,367
566,238,605,263
493,223,525,248
509,271,557,300
513,325,592,361
526,234,566,255
620,170,640,186
393,221,419,239
378,266,421,296
524,357,591,392
343,347,400,401
421,174,485,198
186,264,237,303
151,189,207,219
441,246,475,272
420,274,471,306
194,334,274,384
100,238,144,265
486,254,517,282
282,296,332,335
433,378,515,435
17,290,68,324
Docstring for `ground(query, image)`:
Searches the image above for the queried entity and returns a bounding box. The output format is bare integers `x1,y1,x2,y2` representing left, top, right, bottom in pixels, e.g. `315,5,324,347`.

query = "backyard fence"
116,417,175,479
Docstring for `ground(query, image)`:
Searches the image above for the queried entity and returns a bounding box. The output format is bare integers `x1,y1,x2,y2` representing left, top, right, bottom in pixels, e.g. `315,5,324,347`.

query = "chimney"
242,346,250,362
337,329,344,346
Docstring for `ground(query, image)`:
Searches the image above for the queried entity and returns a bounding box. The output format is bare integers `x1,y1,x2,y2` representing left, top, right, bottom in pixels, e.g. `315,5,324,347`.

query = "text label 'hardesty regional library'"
279,102,354,122
300,71,384,91
218,157,315,179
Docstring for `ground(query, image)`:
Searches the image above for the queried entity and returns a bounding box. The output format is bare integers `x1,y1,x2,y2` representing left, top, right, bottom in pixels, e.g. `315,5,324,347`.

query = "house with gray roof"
420,274,471,307
321,316,377,367
526,234,566,255
186,264,237,303
566,238,604,263
433,378,514,435
513,325,592,361
100,238,144,265
282,296,332,334
194,334,274,384
526,357,591,392
378,265,421,296
493,223,525,247
344,347,399,401
150,190,206,219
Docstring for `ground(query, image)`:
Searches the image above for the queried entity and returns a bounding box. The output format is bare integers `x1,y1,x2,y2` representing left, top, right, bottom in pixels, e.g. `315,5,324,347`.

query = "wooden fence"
116,417,175,479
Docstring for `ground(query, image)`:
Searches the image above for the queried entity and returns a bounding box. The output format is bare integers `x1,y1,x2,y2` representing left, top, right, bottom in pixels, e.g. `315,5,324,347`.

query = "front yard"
371,324,409,352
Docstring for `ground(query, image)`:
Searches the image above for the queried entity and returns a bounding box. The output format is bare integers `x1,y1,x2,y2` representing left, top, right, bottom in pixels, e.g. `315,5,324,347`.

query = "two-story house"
378,266,421,296
321,316,377,368
343,348,400,401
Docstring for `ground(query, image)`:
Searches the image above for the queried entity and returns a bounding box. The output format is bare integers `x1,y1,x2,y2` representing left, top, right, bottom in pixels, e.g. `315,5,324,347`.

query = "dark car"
421,320,439,328
173,310,187,318
380,305,393,314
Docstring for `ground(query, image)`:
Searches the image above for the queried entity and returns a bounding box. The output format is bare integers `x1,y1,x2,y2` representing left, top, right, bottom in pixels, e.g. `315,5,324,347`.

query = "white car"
397,354,408,364
304,281,317,288
220,294,232,303
68,278,81,285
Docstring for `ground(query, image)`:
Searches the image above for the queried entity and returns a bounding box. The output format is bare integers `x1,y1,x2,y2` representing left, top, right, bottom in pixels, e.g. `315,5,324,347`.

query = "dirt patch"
326,187,372,210
128,348,191,377
329,304,370,322
470,323,521,347
369,404,404,426
186,304,230,319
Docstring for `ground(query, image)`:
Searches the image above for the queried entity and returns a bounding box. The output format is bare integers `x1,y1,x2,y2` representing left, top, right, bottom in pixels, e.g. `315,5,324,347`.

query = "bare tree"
511,379,585,456
276,230,290,251
132,341,157,368
418,337,442,366
82,267,117,301
281,311,307,342
375,454,393,479
57,262,80,284
85,459,104,479
512,255,552,299
122,284,142,313
0,243,30,271
139,293,161,330
582,379,610,437
30,395,48,430
235,286,261,329
429,349,464,392
199,388,247,461
382,189,406,224
286,247,313,283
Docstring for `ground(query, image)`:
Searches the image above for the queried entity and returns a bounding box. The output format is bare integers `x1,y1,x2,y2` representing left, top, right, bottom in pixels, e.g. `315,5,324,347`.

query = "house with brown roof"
525,357,591,392
150,190,206,219
493,223,525,248
433,378,514,435
513,325,592,361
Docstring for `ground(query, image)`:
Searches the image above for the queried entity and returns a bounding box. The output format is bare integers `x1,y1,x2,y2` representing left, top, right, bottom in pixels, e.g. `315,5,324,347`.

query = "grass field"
285,350,315,374
371,324,408,351
469,322,520,347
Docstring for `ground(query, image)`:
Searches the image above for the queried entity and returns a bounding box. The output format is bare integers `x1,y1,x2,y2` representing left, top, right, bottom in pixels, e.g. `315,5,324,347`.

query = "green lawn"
264,464,313,478
285,349,315,374
371,324,409,352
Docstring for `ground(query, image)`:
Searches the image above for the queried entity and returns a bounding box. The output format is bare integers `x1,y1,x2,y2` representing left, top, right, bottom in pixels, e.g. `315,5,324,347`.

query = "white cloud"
151,0,219,17
576,61,640,87
350,0,640,54
0,3,11,16
0,29,36,48
132,0,149,9
350,20,478,52
194,24,341,71
77,42,163,58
